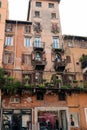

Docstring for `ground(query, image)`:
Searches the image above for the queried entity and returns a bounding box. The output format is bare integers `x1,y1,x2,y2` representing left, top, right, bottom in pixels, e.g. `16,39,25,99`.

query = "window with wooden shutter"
3,52,14,64
51,23,59,33
5,24,13,32
22,54,31,65
66,56,71,63
24,25,31,33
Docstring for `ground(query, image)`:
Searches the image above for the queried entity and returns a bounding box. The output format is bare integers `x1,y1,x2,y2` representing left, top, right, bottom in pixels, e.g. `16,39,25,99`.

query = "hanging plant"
56,78,61,83
79,54,87,62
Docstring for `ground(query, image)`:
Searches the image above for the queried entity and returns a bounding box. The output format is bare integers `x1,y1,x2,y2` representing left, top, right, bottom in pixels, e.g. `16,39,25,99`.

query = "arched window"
35,52,42,61
55,53,61,62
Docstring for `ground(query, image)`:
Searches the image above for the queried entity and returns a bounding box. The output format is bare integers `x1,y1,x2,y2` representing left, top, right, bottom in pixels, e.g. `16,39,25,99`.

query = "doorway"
12,113,21,130
37,110,68,130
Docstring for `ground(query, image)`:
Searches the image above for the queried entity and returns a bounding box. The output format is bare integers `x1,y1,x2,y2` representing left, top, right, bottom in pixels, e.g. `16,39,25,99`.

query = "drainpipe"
14,21,17,70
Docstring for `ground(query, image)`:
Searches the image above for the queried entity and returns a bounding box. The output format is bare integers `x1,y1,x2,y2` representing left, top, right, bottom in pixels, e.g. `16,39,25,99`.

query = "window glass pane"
53,37,59,48
5,36,12,46
36,2,41,7
51,13,56,19
36,52,41,60
49,3,54,8
70,113,79,127
35,37,41,47
24,37,30,47
35,11,40,17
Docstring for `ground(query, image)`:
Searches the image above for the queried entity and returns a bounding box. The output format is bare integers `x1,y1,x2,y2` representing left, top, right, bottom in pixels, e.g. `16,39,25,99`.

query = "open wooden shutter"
42,52,46,60
22,54,25,64
51,52,55,62
31,51,35,60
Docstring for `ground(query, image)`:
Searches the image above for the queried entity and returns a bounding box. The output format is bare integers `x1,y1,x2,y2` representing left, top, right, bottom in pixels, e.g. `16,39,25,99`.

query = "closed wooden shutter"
66,56,71,63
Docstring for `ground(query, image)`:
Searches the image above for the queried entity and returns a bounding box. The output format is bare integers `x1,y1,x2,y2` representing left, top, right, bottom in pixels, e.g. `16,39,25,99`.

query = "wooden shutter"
32,52,35,60
22,54,25,64
51,52,55,62
42,52,46,60
66,56,71,63
11,53,14,64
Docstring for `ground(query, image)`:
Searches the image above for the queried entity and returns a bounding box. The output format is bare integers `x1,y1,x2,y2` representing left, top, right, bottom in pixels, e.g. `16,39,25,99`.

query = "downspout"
14,21,18,74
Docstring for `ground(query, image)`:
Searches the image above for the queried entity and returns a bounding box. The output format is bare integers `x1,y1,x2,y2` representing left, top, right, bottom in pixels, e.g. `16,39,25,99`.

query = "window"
69,113,79,127
49,3,54,8
55,53,61,62
3,52,14,64
22,54,31,65
5,36,13,46
58,92,66,101
5,24,13,32
24,25,31,33
35,11,40,17
35,52,42,61
35,72,42,83
33,22,42,32
0,2,1,8
51,23,59,33
68,42,73,47
51,13,56,19
4,71,11,78
36,2,42,7
37,92,44,100
53,37,59,49
34,37,41,47
22,74,31,84
2,109,32,130
10,97,20,103
24,37,31,47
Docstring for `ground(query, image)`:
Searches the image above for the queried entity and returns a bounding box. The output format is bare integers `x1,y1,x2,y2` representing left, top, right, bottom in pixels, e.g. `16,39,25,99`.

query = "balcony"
80,54,87,73
33,42,45,51
32,59,47,70
52,43,63,52
54,59,67,72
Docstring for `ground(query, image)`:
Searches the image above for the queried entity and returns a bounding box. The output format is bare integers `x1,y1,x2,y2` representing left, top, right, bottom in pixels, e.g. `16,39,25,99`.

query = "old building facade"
1,0,87,130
